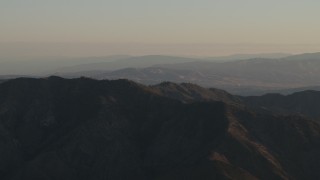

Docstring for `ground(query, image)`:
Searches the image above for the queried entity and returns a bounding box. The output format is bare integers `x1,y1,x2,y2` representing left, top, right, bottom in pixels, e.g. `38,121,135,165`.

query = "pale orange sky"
1,0,320,57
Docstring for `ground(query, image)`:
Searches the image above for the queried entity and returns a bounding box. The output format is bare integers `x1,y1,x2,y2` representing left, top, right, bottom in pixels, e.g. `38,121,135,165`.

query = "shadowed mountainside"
0,77,319,180
241,90,320,121
151,82,242,105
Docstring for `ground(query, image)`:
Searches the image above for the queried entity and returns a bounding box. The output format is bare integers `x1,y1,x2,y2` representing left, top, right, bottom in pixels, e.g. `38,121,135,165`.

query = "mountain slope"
0,77,319,179
150,82,241,105
241,90,320,121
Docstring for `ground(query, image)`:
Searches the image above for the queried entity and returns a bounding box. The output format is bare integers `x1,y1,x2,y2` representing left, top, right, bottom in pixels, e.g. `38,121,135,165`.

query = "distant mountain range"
0,53,292,76
50,52,320,95
55,55,199,74
0,55,132,75
1,52,320,95
205,53,291,61
0,77,320,179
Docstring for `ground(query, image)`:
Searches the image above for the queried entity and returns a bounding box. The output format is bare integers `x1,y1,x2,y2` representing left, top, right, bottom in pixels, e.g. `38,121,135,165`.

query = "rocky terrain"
0,77,319,180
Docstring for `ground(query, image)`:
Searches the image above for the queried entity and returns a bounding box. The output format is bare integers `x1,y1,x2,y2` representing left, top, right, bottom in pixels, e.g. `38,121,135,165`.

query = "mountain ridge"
0,77,320,179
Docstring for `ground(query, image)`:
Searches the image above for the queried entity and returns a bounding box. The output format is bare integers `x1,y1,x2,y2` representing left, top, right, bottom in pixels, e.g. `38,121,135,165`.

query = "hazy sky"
1,0,320,56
